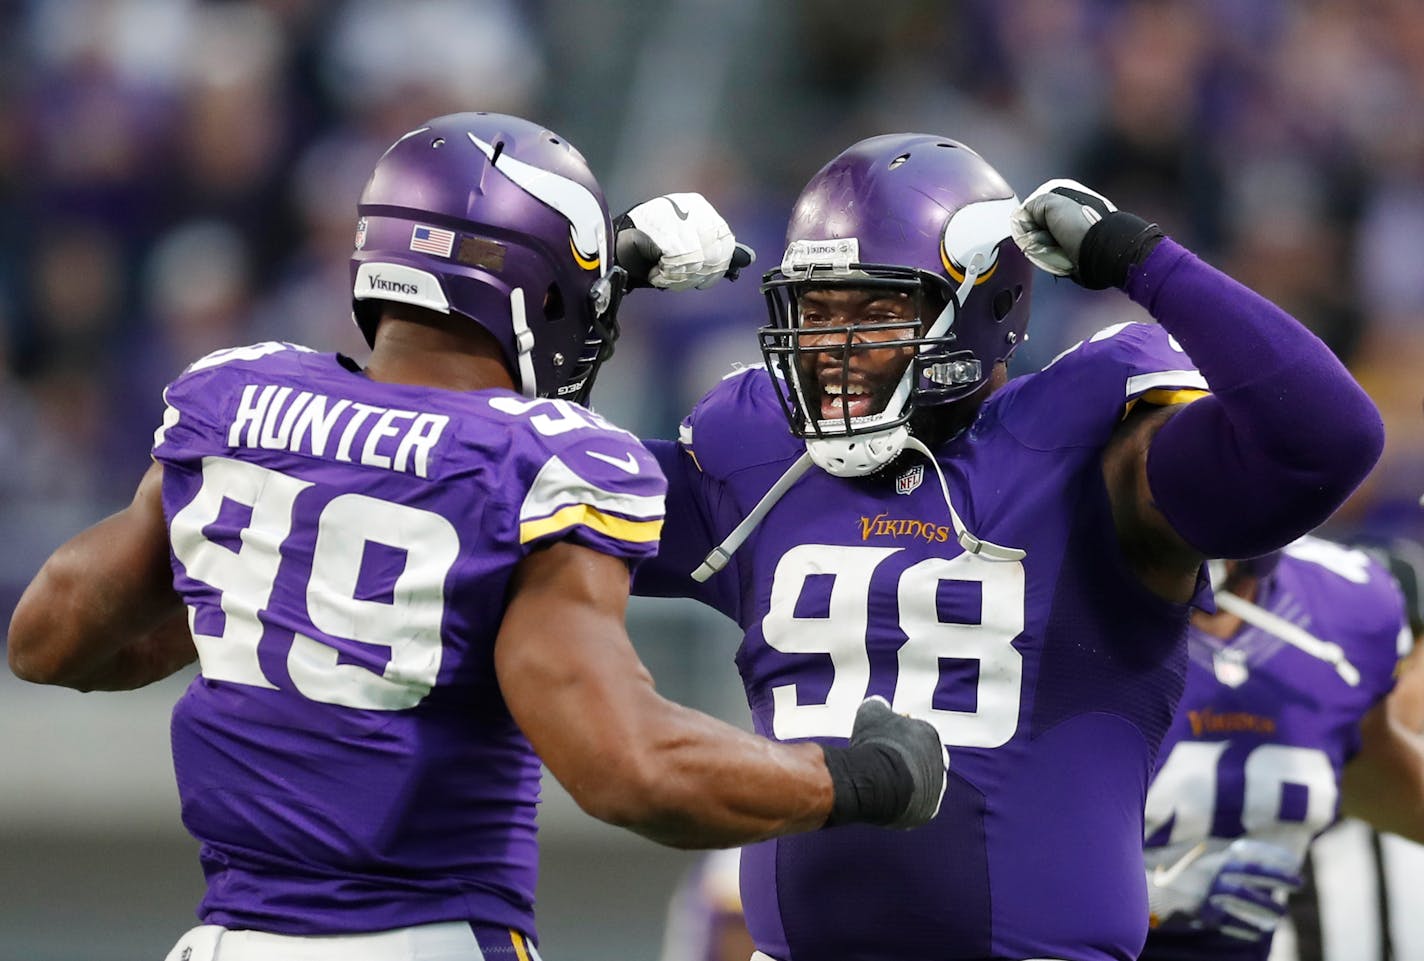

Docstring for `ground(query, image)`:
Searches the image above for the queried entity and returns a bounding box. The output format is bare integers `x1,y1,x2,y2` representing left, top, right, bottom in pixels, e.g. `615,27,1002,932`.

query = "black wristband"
1075,210,1165,290
820,742,913,827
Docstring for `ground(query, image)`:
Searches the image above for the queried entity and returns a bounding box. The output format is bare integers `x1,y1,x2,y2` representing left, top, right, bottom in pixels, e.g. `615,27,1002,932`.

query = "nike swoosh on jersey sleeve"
586,450,641,474
518,454,664,548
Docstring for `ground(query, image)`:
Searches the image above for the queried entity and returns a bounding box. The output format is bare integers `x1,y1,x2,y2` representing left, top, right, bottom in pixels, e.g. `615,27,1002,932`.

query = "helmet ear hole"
992,288,1015,322
543,283,565,322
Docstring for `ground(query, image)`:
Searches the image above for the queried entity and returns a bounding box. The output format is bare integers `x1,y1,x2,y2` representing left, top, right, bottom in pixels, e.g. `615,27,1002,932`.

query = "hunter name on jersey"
150,341,665,939
226,384,450,478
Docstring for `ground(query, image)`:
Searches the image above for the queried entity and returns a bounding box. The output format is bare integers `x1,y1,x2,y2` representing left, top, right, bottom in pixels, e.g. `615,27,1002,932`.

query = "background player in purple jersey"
1273,537,1424,961
1140,536,1424,961
658,849,754,961
632,136,1384,961
5,113,947,961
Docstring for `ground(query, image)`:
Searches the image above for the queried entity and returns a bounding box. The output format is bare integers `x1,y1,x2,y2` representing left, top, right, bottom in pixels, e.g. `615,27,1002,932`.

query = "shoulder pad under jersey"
1278,536,1412,696
484,394,667,564
992,322,1208,451
153,343,318,460
676,364,803,482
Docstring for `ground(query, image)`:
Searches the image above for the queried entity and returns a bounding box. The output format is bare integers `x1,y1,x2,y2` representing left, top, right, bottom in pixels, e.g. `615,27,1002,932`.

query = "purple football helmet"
351,112,626,403
759,134,1033,475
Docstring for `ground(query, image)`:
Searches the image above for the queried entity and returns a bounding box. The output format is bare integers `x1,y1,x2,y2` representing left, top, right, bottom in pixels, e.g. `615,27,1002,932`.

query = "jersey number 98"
763,544,1025,747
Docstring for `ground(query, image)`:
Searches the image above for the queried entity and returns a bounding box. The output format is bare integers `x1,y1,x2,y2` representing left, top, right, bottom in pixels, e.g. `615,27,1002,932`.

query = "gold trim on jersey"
519,455,664,527
520,503,663,545
510,930,531,961
1141,387,1209,406
1123,387,1209,419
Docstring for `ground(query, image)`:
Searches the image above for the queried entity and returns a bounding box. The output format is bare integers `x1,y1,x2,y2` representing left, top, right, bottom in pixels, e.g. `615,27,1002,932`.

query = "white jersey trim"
519,455,663,525
1125,369,1209,398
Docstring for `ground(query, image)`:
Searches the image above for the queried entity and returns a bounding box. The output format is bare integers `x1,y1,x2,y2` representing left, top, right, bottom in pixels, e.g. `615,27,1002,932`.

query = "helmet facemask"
759,242,993,477
557,265,629,403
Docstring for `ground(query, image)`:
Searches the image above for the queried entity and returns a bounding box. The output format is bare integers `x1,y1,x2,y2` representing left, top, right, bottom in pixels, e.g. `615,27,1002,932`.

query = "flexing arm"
1015,182,1384,597
496,541,945,848
1340,645,1424,843
8,463,196,691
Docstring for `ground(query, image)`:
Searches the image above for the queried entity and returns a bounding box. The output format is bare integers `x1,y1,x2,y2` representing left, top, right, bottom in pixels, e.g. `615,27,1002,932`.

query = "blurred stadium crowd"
2,0,1422,606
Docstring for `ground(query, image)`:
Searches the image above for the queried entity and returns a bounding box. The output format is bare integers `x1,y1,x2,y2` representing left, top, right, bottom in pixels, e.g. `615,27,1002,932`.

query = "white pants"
164,921,543,961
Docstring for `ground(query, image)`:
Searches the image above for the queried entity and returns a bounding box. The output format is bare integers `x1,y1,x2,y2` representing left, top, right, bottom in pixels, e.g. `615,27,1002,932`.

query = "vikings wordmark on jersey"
636,322,1210,961
151,342,664,939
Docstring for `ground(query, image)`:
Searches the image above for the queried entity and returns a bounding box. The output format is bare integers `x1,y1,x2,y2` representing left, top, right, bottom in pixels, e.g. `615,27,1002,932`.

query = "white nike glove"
1199,839,1301,942
1010,178,1165,290
1008,178,1116,277
615,192,736,291
1146,838,1301,943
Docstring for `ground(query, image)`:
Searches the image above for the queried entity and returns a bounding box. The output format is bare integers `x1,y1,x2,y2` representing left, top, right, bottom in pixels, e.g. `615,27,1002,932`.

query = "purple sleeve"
1129,240,1384,558
630,438,743,618
512,428,667,568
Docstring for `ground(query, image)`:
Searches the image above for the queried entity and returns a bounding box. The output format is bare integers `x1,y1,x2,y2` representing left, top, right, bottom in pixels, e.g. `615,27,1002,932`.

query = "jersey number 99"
169,456,458,710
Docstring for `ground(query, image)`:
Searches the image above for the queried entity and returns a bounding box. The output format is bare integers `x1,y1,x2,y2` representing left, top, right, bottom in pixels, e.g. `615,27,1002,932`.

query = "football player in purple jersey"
658,849,754,961
631,137,1384,961
6,113,948,961
1141,536,1424,961
1281,537,1424,961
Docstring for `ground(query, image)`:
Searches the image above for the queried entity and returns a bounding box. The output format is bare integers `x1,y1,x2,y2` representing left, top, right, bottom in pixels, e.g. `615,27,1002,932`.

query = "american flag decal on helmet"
410,225,456,257
895,464,924,495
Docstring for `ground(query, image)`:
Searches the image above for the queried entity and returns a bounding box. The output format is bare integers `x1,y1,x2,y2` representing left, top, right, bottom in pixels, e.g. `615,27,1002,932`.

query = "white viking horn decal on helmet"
468,132,607,272
937,197,1017,305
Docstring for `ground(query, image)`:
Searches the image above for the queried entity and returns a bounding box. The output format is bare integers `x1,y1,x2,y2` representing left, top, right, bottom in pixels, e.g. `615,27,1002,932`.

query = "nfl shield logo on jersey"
895,465,924,495
1213,648,1250,688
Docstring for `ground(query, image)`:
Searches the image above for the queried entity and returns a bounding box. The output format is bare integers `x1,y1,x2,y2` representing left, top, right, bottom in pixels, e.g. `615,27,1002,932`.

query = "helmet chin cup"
806,424,909,478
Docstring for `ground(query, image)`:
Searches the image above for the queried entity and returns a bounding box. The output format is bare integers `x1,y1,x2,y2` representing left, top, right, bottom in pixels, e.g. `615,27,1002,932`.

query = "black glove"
820,696,948,830
1009,178,1164,289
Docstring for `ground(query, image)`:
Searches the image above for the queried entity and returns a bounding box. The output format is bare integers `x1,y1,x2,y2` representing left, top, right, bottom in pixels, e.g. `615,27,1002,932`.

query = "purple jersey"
1141,538,1408,961
636,322,1210,961
150,342,665,938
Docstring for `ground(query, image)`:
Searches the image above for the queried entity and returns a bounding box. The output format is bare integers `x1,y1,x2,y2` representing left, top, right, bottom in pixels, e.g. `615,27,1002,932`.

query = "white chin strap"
806,424,909,478
801,248,989,480
691,432,1024,584
902,436,1024,561
1210,589,1361,687
509,287,538,398
692,452,815,582
1205,559,1359,685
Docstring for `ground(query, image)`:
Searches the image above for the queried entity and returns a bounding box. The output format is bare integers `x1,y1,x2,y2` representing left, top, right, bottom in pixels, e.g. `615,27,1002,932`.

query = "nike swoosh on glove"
615,192,736,290
1008,178,1116,277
